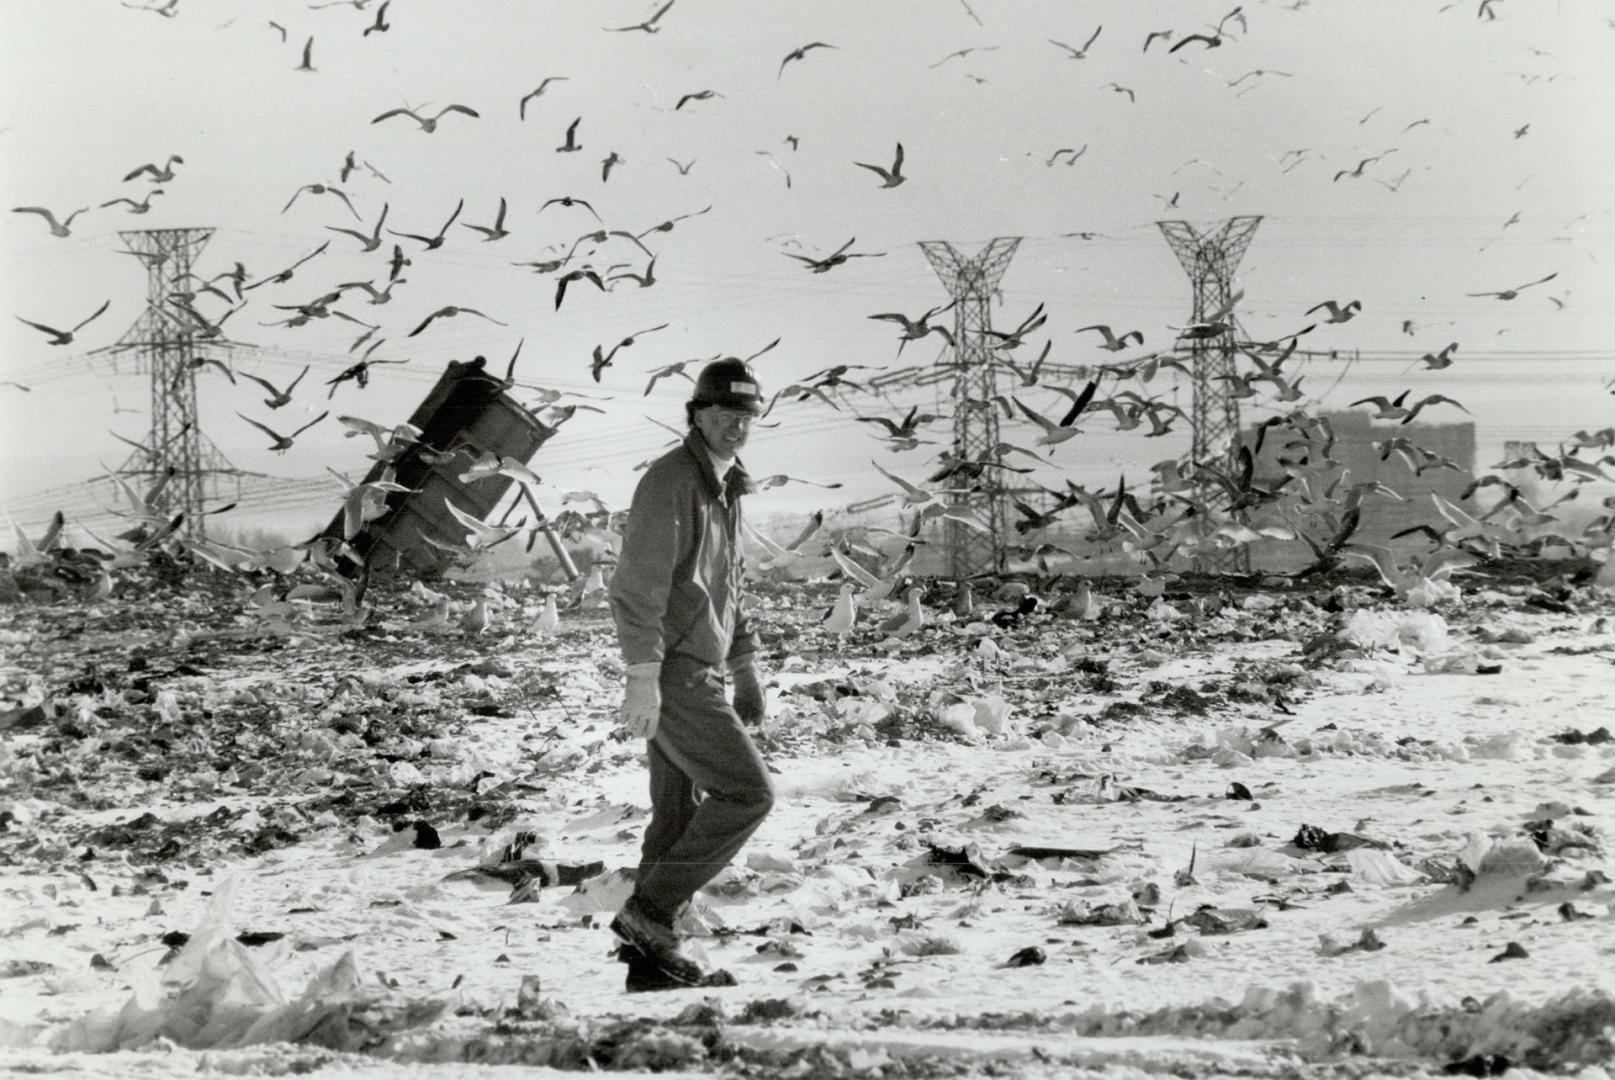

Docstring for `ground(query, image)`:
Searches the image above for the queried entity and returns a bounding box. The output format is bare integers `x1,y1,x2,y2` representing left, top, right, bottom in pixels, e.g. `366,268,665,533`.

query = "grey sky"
2,0,1612,539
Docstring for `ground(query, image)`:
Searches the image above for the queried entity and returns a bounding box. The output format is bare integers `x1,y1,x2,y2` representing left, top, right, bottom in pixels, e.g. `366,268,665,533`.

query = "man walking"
607,357,775,983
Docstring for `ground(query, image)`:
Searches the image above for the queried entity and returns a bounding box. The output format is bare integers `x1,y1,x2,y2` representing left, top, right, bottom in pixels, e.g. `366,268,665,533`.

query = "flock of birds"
5,0,1612,614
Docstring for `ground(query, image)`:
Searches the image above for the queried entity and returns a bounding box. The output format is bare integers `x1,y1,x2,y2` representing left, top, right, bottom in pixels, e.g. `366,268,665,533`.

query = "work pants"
632,653,774,921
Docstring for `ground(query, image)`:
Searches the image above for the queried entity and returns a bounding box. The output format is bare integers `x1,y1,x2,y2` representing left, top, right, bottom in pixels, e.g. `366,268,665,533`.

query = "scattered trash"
1181,905,1268,935
1552,727,1612,746
1345,849,1426,887
1003,945,1046,968
1053,899,1143,927
1489,941,1529,963
1294,824,1386,854
1320,928,1386,956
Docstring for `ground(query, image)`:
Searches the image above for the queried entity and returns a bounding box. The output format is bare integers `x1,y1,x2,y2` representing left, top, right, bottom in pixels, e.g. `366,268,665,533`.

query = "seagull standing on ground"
821,584,856,634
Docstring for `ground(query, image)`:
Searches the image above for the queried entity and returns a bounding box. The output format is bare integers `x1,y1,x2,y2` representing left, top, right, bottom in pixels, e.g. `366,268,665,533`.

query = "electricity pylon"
919,238,1020,578
106,227,240,537
1157,216,1262,573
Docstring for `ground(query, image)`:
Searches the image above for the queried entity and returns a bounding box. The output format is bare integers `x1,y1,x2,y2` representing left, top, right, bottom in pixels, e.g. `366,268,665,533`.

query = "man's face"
694,404,755,457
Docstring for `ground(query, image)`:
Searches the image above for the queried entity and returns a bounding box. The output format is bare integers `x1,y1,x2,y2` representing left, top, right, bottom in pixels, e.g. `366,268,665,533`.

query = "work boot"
610,895,704,984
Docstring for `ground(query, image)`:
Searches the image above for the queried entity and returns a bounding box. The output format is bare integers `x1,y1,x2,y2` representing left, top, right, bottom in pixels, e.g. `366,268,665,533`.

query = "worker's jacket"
609,433,760,669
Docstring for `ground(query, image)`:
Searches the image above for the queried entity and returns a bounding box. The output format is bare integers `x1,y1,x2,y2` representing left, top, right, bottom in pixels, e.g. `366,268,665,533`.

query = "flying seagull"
237,410,329,452
779,41,836,77
556,117,582,152
1076,324,1143,351
408,305,507,337
371,104,479,133
12,206,89,237
240,365,310,409
462,197,511,241
538,194,601,223
519,77,569,119
1466,272,1557,300
675,89,721,111
124,154,183,182
101,190,165,214
15,299,111,346
854,143,906,188
784,237,885,273
389,198,464,250
362,1,390,35
606,0,674,33
1049,26,1102,58
326,202,389,251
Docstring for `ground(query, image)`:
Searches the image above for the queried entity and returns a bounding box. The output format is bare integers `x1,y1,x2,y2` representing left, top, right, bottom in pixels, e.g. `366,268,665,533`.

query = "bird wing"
627,322,669,341
826,237,856,260
1430,492,1483,529
443,499,487,537
829,544,882,589
440,104,480,119
14,316,65,337
1417,394,1469,413
856,416,902,436
407,311,439,337
291,411,330,438
239,372,281,396
869,459,928,499
1012,397,1057,434
371,107,419,125
438,198,465,233
237,413,285,442
1060,380,1100,423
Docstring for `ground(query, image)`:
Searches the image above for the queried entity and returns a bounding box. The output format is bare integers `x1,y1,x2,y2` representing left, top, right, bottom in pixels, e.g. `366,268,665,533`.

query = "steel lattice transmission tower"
108,227,240,538
919,237,1020,578
1157,216,1262,571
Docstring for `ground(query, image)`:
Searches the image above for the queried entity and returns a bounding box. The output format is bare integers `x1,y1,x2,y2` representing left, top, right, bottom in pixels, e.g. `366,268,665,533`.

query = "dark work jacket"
609,432,760,669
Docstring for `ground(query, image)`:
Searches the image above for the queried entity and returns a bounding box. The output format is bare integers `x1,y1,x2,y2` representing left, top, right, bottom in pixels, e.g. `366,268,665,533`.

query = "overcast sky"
3,0,1613,541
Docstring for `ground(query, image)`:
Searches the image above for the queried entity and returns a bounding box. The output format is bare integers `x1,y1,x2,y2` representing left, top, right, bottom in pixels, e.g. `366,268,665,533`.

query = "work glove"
620,663,662,740
730,656,767,728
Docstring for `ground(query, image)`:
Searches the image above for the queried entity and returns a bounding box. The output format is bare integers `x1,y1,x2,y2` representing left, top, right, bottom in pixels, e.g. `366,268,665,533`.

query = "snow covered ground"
1,570,1612,1078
